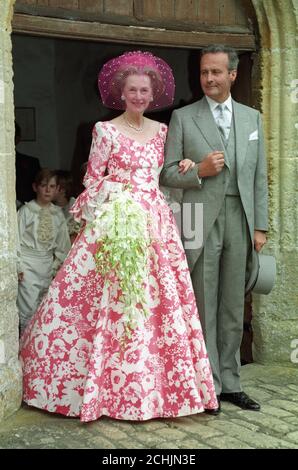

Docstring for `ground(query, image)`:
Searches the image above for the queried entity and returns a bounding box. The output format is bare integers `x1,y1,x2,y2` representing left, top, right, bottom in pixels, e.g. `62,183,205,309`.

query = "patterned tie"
216,104,230,145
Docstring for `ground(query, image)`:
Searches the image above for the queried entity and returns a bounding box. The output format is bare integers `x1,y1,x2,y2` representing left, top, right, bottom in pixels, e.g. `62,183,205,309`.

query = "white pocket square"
249,130,258,141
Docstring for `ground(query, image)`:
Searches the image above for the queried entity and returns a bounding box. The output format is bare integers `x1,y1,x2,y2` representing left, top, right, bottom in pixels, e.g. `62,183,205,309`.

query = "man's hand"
254,230,267,252
198,151,225,177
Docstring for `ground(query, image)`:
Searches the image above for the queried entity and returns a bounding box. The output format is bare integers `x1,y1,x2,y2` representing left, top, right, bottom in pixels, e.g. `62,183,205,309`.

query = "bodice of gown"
71,121,169,222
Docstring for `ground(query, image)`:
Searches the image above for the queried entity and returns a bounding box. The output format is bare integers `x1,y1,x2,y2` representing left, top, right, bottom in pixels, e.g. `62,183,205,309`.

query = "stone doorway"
1,0,297,423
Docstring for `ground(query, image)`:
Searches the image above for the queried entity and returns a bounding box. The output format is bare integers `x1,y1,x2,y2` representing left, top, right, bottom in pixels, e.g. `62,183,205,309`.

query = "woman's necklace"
123,113,144,132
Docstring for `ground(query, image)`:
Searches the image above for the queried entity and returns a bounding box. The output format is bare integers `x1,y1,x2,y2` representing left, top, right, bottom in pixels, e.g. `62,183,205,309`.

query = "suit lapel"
192,97,225,154
192,97,252,171
232,100,250,172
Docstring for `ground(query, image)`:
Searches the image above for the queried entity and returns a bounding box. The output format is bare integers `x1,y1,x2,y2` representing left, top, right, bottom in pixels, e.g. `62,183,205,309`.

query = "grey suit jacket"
160,96,268,271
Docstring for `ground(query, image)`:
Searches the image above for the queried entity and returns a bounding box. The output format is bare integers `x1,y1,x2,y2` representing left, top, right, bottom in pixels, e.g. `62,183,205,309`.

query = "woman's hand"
179,159,196,175
18,272,24,282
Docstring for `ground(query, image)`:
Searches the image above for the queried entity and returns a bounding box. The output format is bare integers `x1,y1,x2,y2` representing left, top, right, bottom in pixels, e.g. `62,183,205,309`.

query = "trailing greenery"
92,189,151,342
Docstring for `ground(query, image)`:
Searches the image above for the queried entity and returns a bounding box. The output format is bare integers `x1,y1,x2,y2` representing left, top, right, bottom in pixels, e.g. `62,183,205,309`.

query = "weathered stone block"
0,360,22,421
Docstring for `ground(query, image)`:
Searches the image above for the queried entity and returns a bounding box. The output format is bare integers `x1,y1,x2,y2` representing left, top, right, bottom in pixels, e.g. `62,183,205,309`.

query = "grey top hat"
245,250,276,295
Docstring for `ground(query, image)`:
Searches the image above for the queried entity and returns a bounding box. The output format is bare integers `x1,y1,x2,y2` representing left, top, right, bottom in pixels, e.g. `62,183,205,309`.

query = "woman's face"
122,74,153,113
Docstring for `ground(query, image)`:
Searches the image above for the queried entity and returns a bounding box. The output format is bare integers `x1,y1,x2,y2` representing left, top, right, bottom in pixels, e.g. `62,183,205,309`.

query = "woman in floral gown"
20,51,218,422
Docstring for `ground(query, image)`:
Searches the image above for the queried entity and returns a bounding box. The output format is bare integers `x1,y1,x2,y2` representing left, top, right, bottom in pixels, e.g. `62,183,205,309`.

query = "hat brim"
245,250,276,295
98,51,175,111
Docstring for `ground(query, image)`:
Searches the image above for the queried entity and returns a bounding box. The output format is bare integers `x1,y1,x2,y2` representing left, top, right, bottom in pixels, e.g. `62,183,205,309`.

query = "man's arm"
254,112,269,251
254,113,269,231
160,110,225,189
160,110,202,189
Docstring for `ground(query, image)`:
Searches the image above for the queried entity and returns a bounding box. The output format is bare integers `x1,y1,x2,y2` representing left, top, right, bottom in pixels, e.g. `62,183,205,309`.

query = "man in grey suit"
160,45,268,414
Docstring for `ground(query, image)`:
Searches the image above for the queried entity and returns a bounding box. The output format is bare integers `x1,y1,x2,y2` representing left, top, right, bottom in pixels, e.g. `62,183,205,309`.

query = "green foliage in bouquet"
92,191,151,341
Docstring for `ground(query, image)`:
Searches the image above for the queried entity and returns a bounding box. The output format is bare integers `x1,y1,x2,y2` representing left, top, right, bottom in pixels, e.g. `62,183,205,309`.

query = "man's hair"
201,45,239,71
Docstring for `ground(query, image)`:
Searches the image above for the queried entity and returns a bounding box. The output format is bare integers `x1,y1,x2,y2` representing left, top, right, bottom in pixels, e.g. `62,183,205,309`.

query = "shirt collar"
205,94,233,113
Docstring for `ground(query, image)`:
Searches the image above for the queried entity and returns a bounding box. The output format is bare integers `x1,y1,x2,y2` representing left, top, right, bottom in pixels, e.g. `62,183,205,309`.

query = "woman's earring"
121,95,125,101
150,97,154,101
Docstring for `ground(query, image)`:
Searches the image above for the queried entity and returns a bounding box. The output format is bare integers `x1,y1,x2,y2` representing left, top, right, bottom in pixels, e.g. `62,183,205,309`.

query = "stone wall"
251,0,298,366
0,0,23,422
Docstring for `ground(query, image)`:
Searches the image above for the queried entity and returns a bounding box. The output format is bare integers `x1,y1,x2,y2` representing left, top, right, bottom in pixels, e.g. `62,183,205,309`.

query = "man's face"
200,52,237,103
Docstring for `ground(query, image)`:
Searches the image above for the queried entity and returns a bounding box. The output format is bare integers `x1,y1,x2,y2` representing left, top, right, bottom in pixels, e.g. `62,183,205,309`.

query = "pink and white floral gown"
20,121,218,422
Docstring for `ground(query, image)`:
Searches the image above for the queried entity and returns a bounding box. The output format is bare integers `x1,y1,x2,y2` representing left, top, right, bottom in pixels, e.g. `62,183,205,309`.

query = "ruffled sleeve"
70,122,112,222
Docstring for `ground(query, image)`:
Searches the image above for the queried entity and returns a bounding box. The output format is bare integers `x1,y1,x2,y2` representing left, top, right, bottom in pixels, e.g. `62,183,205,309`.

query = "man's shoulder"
173,98,204,117
232,100,260,116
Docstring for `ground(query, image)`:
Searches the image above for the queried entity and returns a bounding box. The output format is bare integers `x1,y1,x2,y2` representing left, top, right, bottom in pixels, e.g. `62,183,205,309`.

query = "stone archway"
0,0,297,422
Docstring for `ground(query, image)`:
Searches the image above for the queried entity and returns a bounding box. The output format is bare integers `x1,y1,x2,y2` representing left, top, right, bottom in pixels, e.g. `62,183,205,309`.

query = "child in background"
54,170,81,244
17,168,71,334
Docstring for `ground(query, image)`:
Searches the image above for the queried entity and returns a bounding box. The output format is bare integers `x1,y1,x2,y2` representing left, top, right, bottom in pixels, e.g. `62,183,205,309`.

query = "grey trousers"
191,196,250,395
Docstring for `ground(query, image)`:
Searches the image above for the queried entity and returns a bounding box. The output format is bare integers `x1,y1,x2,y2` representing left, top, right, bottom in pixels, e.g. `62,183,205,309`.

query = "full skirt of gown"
20,121,218,421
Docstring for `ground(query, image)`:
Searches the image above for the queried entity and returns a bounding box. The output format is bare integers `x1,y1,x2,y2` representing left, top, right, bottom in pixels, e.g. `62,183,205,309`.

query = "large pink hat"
98,51,175,111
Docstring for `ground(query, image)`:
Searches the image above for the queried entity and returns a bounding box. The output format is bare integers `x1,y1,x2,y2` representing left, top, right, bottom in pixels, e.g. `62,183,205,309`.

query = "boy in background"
17,168,71,334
